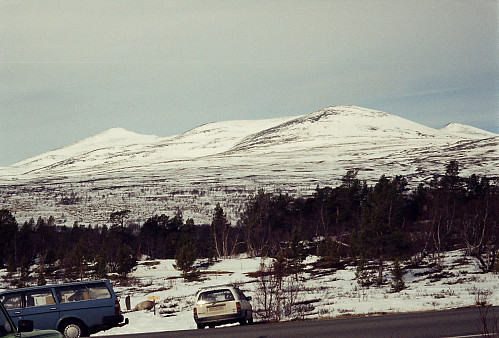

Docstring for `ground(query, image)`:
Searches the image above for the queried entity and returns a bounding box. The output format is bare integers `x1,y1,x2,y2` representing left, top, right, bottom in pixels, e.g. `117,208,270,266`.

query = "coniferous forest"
0,160,497,286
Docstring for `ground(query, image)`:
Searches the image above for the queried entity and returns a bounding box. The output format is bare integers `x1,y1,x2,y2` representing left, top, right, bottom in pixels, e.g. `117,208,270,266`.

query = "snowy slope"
10,128,162,174
6,116,298,175
440,122,498,139
0,105,497,226
229,106,444,154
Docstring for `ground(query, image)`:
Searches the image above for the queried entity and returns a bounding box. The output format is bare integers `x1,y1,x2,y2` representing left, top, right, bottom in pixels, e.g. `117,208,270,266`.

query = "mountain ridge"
5,105,495,175
0,105,497,226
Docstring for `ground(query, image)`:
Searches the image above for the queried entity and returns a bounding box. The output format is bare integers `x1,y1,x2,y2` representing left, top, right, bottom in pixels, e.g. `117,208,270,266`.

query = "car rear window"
198,289,234,303
56,284,111,303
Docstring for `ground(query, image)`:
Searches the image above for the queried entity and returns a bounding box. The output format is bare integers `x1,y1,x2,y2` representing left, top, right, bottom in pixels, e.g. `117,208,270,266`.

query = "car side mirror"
246,296,252,301
18,320,34,332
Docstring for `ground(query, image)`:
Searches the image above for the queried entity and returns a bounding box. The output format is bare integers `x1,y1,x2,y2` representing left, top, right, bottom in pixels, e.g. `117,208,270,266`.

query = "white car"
193,285,253,329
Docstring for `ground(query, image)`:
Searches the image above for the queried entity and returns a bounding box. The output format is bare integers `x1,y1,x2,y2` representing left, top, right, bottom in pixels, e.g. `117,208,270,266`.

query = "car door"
0,292,23,327
22,288,60,331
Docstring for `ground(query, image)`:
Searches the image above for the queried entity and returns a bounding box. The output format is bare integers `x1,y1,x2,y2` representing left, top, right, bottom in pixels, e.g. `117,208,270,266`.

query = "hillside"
0,105,497,226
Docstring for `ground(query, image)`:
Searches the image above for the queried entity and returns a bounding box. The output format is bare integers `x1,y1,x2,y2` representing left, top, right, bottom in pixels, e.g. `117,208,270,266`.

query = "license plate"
208,304,226,313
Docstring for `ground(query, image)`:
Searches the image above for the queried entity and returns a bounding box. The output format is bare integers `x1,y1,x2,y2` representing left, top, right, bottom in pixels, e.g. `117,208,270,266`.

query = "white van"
193,285,253,329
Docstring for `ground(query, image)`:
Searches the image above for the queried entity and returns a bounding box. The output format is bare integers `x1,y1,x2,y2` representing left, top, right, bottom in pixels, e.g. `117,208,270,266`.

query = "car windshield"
0,307,14,337
198,289,234,304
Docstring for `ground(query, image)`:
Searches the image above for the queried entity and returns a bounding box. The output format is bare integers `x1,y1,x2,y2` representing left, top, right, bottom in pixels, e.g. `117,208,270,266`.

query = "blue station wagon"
0,280,128,338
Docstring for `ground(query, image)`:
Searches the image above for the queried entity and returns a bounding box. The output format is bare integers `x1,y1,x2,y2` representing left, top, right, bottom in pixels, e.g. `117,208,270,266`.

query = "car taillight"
115,300,121,315
236,302,241,311
193,307,197,317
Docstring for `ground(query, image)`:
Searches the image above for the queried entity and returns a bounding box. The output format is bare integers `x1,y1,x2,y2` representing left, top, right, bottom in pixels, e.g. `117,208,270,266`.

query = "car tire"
197,324,205,329
60,320,86,338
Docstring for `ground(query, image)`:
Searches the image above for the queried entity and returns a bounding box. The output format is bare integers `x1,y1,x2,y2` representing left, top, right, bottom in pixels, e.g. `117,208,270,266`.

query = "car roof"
196,284,240,293
0,279,110,294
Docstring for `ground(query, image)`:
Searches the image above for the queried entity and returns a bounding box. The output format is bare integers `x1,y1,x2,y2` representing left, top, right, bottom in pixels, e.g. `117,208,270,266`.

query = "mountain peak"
90,127,158,141
97,127,131,135
227,105,443,154
440,123,497,139
296,105,392,126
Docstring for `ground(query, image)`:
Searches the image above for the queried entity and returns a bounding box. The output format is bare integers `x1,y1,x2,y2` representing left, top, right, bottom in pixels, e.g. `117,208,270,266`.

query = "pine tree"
173,242,199,281
285,226,306,274
19,256,30,282
355,258,373,287
37,266,47,286
70,238,91,281
354,175,412,285
317,238,341,268
0,210,18,268
116,244,137,278
391,259,405,292
95,245,108,278
110,210,131,228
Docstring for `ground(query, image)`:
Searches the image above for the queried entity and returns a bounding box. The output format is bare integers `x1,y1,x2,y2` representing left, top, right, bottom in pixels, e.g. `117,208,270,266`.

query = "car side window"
57,286,89,303
0,293,22,310
25,290,55,307
87,285,111,300
57,284,111,303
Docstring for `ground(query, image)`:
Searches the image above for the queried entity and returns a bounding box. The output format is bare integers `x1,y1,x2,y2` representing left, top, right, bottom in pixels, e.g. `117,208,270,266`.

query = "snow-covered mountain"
0,105,497,226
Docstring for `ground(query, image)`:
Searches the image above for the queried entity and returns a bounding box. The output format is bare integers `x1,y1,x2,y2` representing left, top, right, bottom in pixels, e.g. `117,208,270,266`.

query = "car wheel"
197,324,205,329
60,320,86,338
208,324,215,328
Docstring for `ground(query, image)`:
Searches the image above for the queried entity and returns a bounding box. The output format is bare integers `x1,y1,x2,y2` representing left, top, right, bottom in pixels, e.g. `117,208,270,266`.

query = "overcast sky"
1,0,497,167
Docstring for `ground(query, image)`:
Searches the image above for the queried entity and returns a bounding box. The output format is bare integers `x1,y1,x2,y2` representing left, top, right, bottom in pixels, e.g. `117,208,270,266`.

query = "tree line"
0,160,497,285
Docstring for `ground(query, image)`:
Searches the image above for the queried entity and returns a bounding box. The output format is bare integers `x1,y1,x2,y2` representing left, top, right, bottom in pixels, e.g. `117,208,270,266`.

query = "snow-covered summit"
9,127,161,174
228,106,447,153
85,127,160,143
440,123,497,139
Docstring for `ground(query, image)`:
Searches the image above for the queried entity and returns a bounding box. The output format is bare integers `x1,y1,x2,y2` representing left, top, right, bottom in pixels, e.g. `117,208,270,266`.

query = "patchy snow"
0,251,496,335
67,250,498,336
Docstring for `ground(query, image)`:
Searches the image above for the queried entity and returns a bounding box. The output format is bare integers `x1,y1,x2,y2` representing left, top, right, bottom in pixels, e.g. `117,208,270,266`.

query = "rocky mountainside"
1,105,497,226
